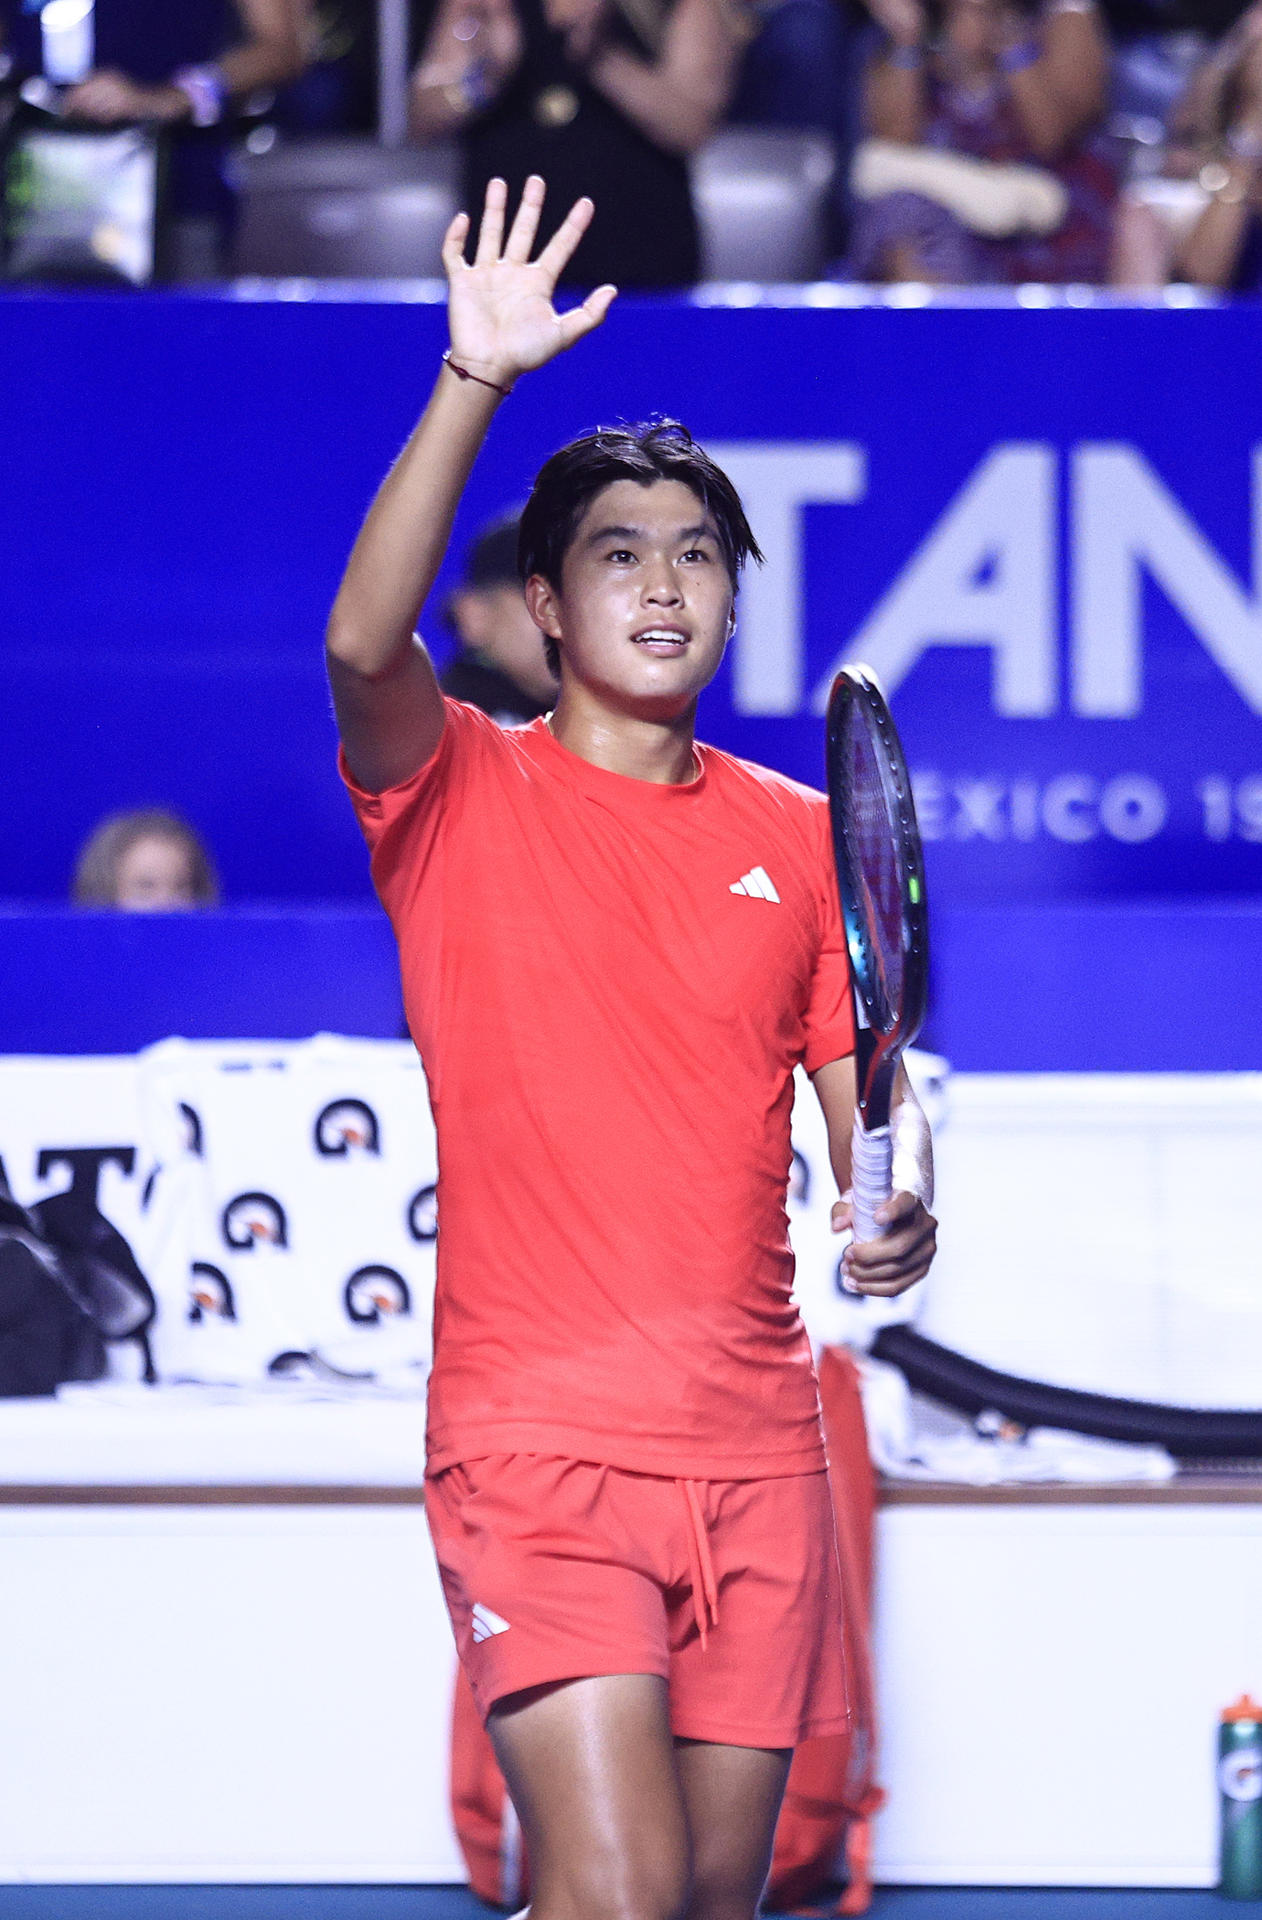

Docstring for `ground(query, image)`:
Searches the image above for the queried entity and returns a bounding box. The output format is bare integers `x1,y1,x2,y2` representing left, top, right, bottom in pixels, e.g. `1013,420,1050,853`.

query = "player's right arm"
326,175,616,795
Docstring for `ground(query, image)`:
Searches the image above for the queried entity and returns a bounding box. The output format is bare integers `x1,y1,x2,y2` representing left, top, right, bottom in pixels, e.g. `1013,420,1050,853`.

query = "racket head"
825,664,930,1069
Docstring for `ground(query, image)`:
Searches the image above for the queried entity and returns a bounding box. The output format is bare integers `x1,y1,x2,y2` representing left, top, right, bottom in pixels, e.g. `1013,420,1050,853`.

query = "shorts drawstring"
678,1478,720,1650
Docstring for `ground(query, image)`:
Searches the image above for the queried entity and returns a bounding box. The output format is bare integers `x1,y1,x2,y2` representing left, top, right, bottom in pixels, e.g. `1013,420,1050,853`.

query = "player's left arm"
810,1055,937,1297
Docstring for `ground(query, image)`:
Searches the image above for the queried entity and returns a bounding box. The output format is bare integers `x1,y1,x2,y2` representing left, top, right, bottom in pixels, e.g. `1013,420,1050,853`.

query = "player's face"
526,479,736,717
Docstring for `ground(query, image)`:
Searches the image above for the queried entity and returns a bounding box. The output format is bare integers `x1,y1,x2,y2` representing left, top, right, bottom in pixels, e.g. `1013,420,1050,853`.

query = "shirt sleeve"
801,800,856,1073
337,697,495,925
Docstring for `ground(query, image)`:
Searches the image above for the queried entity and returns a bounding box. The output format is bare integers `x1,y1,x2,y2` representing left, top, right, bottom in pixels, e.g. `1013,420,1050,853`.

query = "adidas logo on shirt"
729,866,780,904
471,1602,512,1643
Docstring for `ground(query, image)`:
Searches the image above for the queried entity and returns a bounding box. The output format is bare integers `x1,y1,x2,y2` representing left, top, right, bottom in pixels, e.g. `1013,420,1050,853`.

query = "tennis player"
328,175,936,1920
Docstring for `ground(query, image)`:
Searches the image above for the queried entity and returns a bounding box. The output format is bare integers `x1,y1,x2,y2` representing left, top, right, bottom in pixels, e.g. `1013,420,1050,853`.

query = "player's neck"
547,688,700,785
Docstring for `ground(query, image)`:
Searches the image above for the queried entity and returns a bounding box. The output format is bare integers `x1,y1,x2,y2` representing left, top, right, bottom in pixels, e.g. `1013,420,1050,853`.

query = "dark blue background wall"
3,288,1260,1066
3,288,1261,906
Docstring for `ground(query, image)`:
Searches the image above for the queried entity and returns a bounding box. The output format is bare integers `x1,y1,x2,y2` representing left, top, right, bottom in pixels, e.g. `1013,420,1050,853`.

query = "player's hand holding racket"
441,174,618,394
826,664,936,1296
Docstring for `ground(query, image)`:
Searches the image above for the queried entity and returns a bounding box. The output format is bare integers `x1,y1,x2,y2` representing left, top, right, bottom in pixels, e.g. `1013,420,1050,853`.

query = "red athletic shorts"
425,1453,850,1748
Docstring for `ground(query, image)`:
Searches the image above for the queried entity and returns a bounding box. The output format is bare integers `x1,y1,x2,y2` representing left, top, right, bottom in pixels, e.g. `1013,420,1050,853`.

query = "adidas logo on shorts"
471,1602,512,1643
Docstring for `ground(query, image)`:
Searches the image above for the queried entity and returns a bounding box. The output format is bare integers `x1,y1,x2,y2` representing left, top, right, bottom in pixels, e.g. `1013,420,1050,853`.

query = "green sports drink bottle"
1218,1695,1262,1901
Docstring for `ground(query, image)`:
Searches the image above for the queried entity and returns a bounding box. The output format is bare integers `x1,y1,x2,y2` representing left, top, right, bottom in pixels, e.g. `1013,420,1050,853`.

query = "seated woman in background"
1110,2,1262,293
846,0,1116,284
409,0,740,289
73,810,220,912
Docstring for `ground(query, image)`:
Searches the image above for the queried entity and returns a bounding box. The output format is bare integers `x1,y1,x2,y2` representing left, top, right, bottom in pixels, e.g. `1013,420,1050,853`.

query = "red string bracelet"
442,349,514,397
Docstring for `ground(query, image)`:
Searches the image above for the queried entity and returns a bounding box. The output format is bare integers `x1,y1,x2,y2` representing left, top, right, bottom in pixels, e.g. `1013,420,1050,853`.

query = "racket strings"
841,718,907,1026
826,666,929,1139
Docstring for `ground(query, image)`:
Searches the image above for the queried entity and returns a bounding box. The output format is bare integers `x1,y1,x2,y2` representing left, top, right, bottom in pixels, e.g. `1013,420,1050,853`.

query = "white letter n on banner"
811,444,1058,715
707,443,867,715
1072,444,1262,716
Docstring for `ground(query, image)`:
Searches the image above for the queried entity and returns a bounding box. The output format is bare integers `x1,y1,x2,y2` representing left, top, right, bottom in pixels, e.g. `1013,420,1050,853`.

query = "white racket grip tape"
850,1118,893,1249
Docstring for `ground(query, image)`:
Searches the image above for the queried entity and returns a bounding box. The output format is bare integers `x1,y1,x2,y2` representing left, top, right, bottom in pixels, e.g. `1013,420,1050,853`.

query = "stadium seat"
692,128,835,282
232,129,836,284
232,137,459,280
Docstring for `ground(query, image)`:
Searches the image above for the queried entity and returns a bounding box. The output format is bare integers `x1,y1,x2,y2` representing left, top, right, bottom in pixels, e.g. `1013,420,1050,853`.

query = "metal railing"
376,0,412,147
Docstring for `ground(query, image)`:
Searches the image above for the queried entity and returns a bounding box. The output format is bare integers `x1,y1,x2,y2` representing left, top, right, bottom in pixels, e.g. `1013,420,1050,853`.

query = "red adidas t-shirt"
342,699,854,1479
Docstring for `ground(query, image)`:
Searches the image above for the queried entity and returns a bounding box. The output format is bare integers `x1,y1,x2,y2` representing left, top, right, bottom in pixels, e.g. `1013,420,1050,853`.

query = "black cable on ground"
870,1325,1262,1459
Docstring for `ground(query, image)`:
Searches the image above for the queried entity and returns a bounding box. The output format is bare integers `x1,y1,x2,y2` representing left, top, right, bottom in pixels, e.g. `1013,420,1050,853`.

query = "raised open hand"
441,176,617,390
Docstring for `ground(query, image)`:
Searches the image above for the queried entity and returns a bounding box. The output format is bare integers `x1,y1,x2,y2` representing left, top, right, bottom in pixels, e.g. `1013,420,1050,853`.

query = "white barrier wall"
1,1488,1258,1886
917,1073,1262,1407
872,1496,1262,1887
1,1049,1260,1886
0,1502,462,1884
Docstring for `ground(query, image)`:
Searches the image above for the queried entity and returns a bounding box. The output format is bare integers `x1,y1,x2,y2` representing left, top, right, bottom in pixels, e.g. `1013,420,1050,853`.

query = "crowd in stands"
1,0,1259,292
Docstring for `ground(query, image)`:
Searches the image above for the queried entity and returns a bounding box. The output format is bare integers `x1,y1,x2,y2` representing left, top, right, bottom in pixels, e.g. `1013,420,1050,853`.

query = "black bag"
0,1173,156,1396
0,1185,105,1397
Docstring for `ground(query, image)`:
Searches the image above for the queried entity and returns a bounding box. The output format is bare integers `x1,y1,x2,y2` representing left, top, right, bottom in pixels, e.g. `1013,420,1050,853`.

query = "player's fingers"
441,210,471,275
851,1207,936,1258
556,282,617,347
845,1223,937,1289
830,1198,853,1234
535,195,594,280
851,1269,927,1298
873,1189,918,1229
503,174,545,263
474,177,508,264
849,1222,936,1275
855,1199,935,1261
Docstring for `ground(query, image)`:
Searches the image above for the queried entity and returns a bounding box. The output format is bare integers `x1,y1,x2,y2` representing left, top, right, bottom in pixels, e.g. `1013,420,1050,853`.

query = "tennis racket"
825,664,929,1245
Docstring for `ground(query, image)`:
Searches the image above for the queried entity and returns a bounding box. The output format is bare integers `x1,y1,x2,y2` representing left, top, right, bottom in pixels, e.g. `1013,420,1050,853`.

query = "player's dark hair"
518,419,763,677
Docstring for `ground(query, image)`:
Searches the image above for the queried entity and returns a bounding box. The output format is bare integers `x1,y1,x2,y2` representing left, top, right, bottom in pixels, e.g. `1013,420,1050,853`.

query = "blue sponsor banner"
0,287,1259,904
1,901,1258,1067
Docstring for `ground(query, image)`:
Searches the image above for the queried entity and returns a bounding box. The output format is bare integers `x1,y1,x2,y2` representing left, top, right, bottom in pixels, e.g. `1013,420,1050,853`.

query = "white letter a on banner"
813,444,1058,716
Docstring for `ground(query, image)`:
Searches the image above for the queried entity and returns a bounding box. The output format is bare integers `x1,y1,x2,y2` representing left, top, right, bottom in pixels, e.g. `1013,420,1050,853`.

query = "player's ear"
525,573,562,640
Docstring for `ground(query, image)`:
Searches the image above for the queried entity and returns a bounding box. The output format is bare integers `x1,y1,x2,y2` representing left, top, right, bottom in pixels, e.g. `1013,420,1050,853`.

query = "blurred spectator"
845,0,1116,284
0,0,308,277
1100,0,1251,40
727,0,855,141
726,0,862,250
1101,1,1252,189
73,810,220,911
1110,2,1262,291
439,512,556,722
270,0,378,132
409,0,740,287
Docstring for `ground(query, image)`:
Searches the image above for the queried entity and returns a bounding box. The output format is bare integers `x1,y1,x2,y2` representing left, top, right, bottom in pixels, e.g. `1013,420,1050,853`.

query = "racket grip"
850,1118,893,1245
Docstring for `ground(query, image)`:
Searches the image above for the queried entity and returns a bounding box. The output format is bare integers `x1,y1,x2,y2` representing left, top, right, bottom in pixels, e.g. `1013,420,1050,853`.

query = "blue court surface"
0,1890,1240,1918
